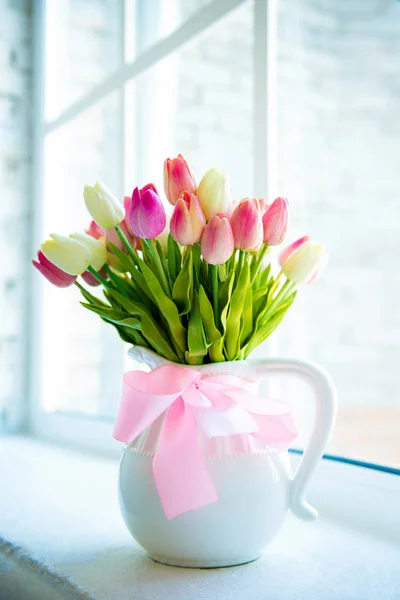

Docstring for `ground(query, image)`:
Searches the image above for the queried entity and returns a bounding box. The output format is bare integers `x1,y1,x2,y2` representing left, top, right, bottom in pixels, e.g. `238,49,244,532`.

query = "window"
31,0,258,451
28,0,400,467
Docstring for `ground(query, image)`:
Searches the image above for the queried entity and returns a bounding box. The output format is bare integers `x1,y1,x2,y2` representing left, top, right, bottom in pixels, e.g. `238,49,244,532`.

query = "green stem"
87,265,110,288
103,265,129,296
210,265,220,330
115,225,140,266
251,244,270,285
263,279,295,320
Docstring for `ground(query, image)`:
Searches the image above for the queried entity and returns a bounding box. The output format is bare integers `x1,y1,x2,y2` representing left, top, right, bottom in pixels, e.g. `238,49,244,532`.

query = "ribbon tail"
153,398,218,519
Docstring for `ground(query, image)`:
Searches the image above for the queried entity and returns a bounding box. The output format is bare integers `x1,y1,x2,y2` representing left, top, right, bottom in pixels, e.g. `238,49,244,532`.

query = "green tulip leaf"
198,285,224,362
240,280,253,348
219,270,235,336
76,283,109,308
186,296,208,365
172,249,192,315
225,259,250,360
259,263,272,288
167,234,182,282
108,243,155,304
134,255,187,356
217,263,227,283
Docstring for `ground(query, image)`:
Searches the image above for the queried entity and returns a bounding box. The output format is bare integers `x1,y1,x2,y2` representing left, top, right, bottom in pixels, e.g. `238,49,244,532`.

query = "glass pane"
41,92,124,417
126,1,254,200
44,0,123,120
272,0,400,467
127,0,213,58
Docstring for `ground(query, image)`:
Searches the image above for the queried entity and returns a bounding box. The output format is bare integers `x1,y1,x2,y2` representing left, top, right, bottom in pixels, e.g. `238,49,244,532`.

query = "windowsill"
1,436,399,600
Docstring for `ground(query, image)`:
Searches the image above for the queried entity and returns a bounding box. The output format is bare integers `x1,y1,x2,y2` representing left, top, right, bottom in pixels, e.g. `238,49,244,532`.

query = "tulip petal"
230,198,263,251
282,241,326,284
128,187,166,239
41,235,92,276
197,168,232,221
32,259,76,288
70,232,107,271
201,215,234,265
262,197,288,245
279,235,311,267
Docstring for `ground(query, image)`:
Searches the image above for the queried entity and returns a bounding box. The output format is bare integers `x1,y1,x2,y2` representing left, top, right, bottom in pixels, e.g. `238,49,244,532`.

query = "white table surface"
0,436,399,600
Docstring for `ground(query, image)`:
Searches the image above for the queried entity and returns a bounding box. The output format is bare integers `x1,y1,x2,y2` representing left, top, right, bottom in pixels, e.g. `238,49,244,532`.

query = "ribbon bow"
113,364,296,519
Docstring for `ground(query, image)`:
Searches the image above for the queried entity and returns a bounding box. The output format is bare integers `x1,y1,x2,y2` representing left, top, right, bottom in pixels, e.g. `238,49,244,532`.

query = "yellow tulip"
83,181,125,229
282,241,327,284
197,168,232,221
69,232,107,271
41,234,92,276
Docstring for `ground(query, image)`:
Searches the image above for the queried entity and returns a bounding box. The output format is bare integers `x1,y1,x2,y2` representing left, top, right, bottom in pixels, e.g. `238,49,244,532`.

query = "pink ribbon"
113,364,297,519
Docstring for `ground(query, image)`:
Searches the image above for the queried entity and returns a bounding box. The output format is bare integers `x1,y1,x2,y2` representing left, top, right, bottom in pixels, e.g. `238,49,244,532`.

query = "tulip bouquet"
33,155,327,365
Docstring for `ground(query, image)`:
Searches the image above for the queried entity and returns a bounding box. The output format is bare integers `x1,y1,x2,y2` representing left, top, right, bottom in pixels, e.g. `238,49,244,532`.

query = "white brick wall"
175,0,400,411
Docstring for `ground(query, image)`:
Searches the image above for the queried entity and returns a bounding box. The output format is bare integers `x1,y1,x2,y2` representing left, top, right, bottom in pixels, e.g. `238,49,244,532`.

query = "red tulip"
262,197,289,245
32,250,76,288
164,154,197,206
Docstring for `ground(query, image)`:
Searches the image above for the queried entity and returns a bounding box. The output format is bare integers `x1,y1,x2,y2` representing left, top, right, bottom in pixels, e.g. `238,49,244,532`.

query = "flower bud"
282,241,327,284
262,197,288,245
85,220,103,239
164,154,197,205
170,192,206,246
279,235,311,267
201,214,234,265
83,181,125,229
69,232,107,272
41,234,92,276
32,250,77,287
197,168,232,221
127,186,166,239
230,198,263,251
81,268,107,287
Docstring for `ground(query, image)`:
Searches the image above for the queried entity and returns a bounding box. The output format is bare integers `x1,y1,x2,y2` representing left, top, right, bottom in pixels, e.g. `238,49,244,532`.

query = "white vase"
118,347,336,568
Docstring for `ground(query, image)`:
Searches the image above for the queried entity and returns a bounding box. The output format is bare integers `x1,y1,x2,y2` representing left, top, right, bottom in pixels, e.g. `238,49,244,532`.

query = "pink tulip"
124,186,158,236
230,197,263,251
279,235,311,267
262,197,289,245
105,221,137,253
164,154,197,206
81,268,107,287
170,191,206,246
201,214,234,265
32,250,77,288
258,198,269,214
85,220,103,240
127,186,166,239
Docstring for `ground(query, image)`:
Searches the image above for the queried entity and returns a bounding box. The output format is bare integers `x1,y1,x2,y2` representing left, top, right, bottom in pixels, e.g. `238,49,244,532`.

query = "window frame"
28,0,273,452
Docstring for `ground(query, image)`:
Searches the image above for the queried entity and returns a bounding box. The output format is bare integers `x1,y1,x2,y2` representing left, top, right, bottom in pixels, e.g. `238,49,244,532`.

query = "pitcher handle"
247,358,337,521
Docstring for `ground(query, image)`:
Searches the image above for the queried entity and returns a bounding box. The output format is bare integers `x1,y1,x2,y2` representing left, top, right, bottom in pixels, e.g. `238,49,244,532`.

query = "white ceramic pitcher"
118,347,337,568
